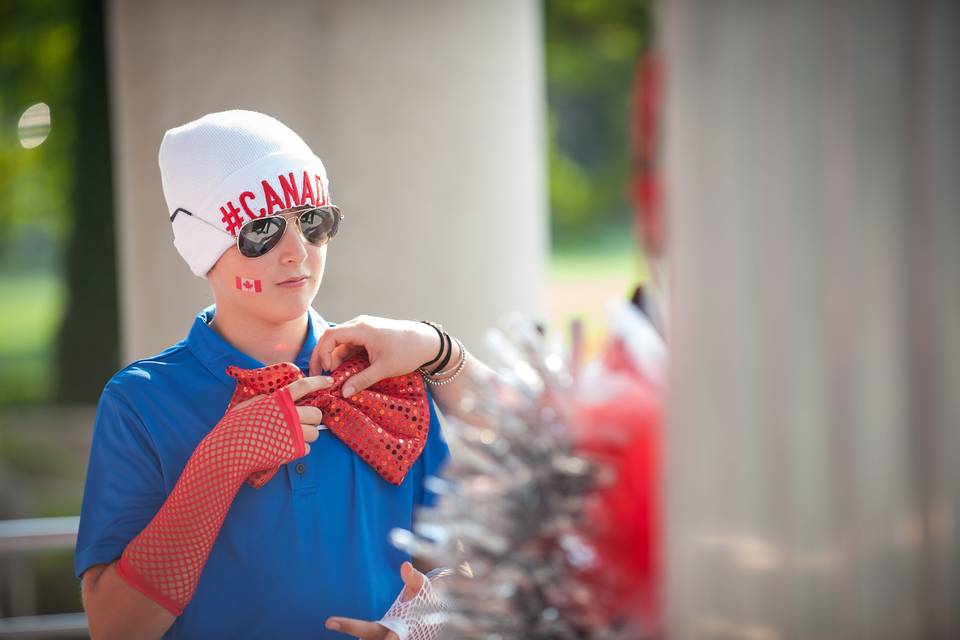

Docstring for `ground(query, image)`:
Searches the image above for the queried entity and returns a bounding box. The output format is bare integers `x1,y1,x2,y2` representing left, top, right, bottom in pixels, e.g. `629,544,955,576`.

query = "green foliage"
544,0,652,246
0,0,120,409
0,273,64,404
53,0,120,404
0,1,80,406
0,0,78,257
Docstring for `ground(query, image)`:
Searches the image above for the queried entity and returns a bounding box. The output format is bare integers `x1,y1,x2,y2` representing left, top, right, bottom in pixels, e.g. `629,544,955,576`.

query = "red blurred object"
563,43,665,635
629,52,664,258
571,337,662,629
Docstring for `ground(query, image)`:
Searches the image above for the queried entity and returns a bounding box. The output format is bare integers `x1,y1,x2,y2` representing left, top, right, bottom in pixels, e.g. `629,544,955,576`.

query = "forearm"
79,446,239,640
117,390,302,615
116,437,248,615
410,322,499,421
426,342,497,420
82,562,175,640
80,432,251,638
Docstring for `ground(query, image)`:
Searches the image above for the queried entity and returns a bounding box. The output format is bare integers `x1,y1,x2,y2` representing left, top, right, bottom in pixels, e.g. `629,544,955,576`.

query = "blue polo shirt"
75,305,450,639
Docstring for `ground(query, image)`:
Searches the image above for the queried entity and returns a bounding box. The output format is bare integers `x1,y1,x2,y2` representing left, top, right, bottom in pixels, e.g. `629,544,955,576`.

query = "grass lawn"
0,272,65,403
548,230,649,358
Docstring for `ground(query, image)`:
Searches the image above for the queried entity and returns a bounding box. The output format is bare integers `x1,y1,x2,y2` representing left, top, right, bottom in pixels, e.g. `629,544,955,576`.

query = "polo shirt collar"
186,304,327,388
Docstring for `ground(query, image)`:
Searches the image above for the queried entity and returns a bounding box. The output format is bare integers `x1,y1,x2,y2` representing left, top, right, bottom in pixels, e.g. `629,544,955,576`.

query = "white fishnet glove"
377,567,451,640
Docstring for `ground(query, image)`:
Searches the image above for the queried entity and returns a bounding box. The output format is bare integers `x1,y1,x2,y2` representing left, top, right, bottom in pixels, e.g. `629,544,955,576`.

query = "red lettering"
315,175,327,205
300,170,315,205
259,180,284,216
278,172,301,208
239,191,258,219
219,201,244,236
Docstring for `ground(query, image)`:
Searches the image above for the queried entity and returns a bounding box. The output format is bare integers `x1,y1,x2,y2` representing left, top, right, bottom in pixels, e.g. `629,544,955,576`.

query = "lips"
277,275,308,285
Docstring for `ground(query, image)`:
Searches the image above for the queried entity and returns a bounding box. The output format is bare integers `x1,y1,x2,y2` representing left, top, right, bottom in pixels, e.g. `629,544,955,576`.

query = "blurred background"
1,0,652,634
2,0,958,638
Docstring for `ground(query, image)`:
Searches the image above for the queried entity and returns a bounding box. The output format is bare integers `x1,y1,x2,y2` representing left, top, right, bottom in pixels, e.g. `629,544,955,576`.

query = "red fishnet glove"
115,387,303,615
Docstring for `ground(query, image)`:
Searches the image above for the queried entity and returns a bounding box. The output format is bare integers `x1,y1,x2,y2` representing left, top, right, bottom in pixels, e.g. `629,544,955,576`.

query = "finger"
284,375,334,402
328,343,352,372
314,324,368,371
399,560,426,602
231,393,267,412
296,406,324,425
301,424,320,443
330,343,365,371
315,325,362,371
325,617,387,639
309,341,324,377
341,361,388,398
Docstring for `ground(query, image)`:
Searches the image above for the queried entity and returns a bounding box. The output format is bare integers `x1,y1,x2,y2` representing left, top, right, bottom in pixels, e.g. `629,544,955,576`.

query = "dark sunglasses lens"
238,217,286,257
299,207,340,246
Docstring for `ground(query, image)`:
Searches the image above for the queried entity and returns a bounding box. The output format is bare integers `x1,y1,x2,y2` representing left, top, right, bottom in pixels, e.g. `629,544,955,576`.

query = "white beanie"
159,110,330,277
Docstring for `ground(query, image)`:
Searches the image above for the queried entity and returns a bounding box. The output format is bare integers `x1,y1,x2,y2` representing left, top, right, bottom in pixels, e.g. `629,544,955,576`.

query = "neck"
208,302,310,366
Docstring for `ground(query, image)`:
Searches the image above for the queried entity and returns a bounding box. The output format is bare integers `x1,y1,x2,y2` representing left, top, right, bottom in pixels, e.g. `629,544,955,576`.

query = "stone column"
107,0,547,362
663,0,959,637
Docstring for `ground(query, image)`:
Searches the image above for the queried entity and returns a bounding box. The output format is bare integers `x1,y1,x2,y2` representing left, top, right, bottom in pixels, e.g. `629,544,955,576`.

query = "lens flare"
18,103,51,149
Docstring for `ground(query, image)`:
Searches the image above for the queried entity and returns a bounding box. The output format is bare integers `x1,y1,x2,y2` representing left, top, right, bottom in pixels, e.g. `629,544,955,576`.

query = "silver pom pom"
391,315,647,639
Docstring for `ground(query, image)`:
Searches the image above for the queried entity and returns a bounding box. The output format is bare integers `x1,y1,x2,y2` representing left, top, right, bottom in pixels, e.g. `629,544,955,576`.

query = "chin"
265,297,311,322
264,286,320,321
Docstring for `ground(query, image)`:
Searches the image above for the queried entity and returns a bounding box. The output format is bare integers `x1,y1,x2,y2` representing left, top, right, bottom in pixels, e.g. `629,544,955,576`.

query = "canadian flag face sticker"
235,276,263,293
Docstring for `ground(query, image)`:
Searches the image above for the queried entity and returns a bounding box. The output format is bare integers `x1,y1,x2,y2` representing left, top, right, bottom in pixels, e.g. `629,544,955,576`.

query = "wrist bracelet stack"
417,320,468,386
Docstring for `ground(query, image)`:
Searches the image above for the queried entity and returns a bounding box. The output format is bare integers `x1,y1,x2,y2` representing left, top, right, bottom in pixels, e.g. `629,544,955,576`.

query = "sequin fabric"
226,354,430,487
116,389,303,615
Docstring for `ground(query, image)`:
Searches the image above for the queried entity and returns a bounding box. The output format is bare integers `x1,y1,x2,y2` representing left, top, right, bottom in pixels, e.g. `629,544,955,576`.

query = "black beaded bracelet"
418,321,445,369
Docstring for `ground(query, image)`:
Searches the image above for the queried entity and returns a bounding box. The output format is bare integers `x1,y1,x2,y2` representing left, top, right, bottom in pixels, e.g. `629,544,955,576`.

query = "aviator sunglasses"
235,205,343,258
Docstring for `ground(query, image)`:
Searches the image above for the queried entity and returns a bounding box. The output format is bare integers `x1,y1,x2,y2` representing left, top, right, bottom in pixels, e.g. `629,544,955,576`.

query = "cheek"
231,274,266,294
309,246,327,274
214,252,269,296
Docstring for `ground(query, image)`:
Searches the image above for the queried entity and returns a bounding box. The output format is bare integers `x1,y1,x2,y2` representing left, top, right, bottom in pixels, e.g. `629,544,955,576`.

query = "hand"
309,316,440,398
324,561,426,639
232,375,330,455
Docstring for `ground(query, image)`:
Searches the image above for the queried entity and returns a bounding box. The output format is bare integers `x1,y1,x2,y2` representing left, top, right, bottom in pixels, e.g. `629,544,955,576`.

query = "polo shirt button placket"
295,462,306,475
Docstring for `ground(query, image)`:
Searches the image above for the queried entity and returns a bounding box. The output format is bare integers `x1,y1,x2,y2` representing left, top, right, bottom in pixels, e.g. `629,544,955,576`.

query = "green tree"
54,0,118,403
0,0,118,405
545,0,652,246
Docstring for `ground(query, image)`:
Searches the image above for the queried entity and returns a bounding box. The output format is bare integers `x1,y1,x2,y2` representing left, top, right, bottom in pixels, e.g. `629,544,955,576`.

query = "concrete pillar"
663,0,959,637
106,0,547,362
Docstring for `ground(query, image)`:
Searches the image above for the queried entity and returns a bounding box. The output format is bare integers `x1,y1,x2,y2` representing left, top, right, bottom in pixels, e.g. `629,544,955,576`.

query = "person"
75,110,489,639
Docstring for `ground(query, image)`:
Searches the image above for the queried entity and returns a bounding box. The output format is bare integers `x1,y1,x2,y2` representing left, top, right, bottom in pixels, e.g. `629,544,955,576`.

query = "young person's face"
206,205,327,323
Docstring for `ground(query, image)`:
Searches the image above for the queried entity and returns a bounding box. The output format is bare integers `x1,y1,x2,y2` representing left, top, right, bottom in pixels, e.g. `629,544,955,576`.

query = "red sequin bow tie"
224,355,430,487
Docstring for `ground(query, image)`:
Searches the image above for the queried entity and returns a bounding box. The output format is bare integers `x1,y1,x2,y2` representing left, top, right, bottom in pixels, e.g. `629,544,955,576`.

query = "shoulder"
102,340,195,406
90,343,199,456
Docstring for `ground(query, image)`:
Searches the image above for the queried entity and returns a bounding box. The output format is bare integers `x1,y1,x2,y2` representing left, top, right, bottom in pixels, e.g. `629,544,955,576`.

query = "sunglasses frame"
236,204,343,259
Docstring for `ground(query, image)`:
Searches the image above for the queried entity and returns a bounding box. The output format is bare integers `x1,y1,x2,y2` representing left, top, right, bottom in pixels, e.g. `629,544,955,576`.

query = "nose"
275,216,309,265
